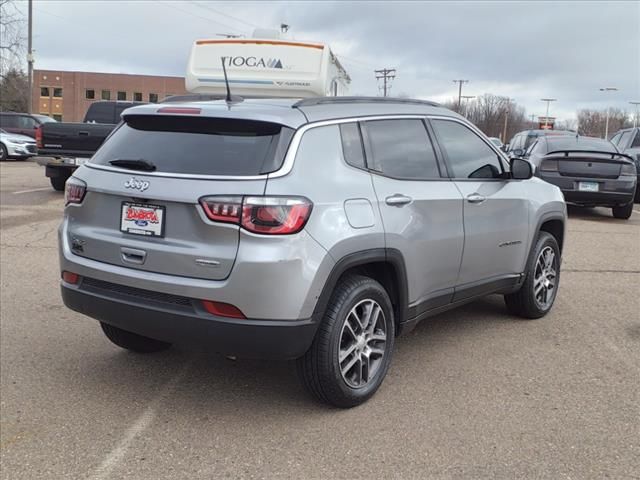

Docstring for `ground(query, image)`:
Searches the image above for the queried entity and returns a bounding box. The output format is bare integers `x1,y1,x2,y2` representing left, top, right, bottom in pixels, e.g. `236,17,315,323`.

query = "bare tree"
577,108,632,138
0,0,25,74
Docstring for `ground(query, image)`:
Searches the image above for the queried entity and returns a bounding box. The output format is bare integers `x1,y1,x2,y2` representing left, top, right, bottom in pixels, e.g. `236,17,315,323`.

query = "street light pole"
540,98,556,129
27,0,33,114
599,87,618,139
629,101,640,128
502,98,513,143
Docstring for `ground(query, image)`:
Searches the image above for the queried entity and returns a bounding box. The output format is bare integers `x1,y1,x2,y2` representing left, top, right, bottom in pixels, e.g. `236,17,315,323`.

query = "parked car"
522,135,636,219
609,127,640,202
59,97,566,407
0,112,56,138
0,128,37,160
488,136,504,149
36,101,146,191
507,129,574,157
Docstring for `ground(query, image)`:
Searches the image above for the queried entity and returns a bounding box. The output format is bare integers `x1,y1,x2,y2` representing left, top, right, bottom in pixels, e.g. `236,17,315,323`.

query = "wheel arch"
312,248,408,335
537,213,565,254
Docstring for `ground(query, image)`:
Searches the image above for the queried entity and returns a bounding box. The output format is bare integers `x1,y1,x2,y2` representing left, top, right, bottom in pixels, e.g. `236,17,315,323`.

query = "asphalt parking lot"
1,160,639,479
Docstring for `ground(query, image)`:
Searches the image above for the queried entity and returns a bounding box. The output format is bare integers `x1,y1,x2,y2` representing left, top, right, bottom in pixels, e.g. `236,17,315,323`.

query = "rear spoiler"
545,150,634,162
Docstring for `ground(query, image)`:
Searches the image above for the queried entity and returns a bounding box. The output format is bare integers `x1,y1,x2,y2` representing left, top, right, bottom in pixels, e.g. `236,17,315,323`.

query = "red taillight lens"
64,177,87,205
35,126,43,149
241,197,312,234
199,196,312,235
62,271,79,284
200,196,243,224
201,300,246,319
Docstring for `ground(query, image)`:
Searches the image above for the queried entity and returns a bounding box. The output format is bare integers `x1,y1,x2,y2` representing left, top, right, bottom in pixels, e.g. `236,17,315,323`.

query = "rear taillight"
540,159,559,172
35,126,43,149
64,177,87,205
199,196,312,235
620,163,637,176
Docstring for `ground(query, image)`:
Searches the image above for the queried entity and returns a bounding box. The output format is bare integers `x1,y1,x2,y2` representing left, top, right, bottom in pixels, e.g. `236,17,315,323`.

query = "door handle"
385,194,412,206
121,247,146,265
466,193,486,204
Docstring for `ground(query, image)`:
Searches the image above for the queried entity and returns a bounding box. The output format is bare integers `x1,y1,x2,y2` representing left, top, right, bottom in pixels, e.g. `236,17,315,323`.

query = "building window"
101,90,111,100
52,114,63,122
133,92,142,102
40,87,50,97
85,89,95,100
53,88,63,98
117,91,127,101
149,93,158,103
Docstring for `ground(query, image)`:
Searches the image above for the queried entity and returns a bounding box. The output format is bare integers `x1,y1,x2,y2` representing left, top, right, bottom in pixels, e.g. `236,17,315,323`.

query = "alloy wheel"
533,246,557,309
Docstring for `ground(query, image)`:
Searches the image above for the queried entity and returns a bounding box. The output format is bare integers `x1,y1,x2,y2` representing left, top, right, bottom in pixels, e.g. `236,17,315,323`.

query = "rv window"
91,115,294,176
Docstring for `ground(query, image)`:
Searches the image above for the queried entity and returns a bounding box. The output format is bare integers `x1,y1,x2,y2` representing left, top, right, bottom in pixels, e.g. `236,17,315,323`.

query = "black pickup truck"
37,101,145,190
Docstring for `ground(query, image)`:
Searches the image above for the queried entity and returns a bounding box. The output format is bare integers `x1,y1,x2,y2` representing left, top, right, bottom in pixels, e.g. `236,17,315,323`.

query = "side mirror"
511,158,533,180
511,148,525,157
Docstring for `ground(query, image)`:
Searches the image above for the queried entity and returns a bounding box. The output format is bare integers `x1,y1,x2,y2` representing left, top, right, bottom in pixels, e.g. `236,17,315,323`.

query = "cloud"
26,0,640,120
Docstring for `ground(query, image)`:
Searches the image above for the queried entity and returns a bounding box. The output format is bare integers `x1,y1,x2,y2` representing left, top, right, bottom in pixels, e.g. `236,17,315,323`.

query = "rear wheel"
0,143,7,161
50,176,67,191
100,322,172,353
612,202,633,219
505,232,560,319
297,275,395,408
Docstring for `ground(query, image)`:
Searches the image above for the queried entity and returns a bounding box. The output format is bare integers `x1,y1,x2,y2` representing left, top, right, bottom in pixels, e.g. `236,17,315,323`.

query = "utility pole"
375,68,396,97
27,0,34,114
599,87,618,138
502,98,513,143
540,98,557,129
453,79,469,112
630,101,640,128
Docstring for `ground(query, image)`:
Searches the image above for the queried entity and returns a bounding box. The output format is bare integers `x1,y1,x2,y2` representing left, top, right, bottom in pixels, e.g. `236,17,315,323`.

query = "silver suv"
59,97,567,407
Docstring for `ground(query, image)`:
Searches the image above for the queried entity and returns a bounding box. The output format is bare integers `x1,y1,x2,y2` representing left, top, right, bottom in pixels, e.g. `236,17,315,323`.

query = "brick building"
32,70,188,122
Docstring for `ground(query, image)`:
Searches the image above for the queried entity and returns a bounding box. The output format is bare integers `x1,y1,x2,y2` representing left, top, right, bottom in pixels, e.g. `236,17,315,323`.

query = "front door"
430,118,530,296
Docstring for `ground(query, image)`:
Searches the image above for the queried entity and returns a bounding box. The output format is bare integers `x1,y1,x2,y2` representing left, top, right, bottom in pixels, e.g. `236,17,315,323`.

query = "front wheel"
505,231,560,319
612,202,633,220
297,275,395,408
0,143,7,161
100,323,172,353
50,176,67,191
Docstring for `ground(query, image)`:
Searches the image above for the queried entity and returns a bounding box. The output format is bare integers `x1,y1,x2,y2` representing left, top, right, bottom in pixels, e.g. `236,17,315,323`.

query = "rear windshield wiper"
109,159,156,171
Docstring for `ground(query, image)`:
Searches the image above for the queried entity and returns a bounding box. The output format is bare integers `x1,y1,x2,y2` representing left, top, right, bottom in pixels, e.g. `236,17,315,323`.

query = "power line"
152,1,244,34
375,68,396,97
188,1,260,29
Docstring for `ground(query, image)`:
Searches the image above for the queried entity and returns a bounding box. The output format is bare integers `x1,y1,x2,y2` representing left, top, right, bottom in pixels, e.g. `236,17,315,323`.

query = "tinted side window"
86,103,115,123
339,123,366,169
363,119,440,180
0,114,18,128
19,116,37,129
610,133,622,146
631,131,640,148
618,131,632,150
431,119,503,179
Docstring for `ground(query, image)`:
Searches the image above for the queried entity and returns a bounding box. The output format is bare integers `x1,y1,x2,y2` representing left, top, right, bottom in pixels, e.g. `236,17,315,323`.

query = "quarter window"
631,130,640,148
431,119,503,179
363,119,440,180
339,123,366,169
618,130,632,150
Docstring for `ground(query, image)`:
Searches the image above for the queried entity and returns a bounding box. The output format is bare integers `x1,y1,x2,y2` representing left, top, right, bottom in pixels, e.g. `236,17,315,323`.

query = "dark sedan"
522,135,637,219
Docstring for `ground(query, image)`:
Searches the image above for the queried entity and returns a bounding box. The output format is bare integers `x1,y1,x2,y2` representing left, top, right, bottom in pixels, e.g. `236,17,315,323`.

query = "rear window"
91,115,294,176
545,136,616,153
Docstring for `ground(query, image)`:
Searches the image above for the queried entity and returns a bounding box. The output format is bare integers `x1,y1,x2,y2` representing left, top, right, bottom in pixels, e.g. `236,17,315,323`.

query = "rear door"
430,118,529,295
67,113,294,281
362,118,464,310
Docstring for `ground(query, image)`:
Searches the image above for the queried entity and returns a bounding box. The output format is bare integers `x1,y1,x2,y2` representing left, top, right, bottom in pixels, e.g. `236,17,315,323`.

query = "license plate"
578,181,599,192
120,202,165,237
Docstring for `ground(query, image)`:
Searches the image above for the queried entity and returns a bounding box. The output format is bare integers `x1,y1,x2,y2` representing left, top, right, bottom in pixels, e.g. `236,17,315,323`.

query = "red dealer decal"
125,207,159,223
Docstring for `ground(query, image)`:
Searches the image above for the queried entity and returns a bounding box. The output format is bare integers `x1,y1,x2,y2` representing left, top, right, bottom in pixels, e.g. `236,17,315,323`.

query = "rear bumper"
62,280,318,359
539,173,636,206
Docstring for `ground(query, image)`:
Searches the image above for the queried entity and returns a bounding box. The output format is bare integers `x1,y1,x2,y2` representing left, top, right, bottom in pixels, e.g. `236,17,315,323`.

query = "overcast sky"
22,0,640,121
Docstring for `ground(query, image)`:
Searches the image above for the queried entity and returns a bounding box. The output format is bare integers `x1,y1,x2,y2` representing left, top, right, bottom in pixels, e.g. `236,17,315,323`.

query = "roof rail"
292,96,440,108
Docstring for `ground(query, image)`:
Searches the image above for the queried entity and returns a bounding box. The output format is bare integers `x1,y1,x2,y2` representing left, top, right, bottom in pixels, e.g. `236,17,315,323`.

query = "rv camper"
186,33,350,98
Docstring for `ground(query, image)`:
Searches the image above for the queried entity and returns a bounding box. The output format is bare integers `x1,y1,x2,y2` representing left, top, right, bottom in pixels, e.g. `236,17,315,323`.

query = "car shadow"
70,295,523,415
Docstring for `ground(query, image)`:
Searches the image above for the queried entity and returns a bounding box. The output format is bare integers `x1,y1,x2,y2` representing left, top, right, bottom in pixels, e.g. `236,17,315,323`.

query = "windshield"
91,115,294,176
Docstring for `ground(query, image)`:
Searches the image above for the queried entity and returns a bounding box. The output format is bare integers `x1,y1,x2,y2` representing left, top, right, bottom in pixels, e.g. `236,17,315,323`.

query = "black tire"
0,143,7,161
297,274,395,408
635,185,640,204
612,202,633,220
504,231,560,319
50,176,67,191
100,322,172,353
